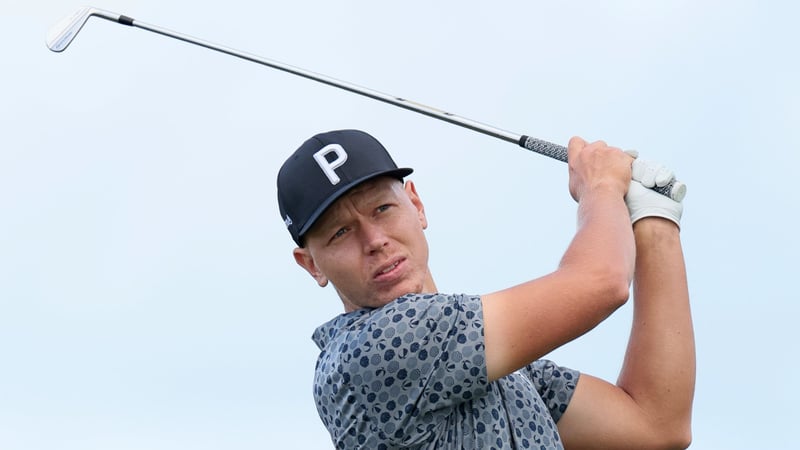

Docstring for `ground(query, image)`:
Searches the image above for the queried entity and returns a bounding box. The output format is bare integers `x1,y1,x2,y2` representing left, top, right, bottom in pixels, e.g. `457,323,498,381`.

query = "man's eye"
377,204,391,213
332,227,348,240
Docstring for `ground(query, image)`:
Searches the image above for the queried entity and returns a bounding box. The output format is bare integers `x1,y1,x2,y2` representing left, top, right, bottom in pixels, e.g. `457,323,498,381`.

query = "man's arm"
557,217,695,449
481,137,636,381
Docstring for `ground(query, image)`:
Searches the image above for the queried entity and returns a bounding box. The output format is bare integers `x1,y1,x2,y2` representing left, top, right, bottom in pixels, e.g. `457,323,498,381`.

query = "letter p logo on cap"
313,144,348,185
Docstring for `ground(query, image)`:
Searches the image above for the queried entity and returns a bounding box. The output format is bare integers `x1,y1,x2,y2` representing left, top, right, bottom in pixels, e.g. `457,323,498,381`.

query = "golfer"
277,129,695,449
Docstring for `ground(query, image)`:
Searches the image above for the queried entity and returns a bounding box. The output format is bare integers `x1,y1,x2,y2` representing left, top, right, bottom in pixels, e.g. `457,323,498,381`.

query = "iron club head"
46,6,122,52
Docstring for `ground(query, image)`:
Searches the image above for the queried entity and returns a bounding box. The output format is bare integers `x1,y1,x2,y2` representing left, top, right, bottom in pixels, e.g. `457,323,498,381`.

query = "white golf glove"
624,154,684,227
630,155,675,189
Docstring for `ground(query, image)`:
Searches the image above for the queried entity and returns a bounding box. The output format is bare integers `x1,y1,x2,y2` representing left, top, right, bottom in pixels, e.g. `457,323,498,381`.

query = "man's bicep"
481,271,624,382
557,373,664,449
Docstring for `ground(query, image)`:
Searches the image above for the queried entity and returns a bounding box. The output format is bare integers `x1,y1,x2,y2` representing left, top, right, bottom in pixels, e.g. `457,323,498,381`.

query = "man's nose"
361,221,389,254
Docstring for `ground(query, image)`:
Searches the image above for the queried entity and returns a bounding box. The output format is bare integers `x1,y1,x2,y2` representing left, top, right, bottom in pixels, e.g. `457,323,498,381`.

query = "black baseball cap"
277,130,413,246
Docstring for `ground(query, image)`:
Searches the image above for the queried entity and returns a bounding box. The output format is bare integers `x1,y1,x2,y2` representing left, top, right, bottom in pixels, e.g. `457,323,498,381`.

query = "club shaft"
54,8,685,201
120,19,522,146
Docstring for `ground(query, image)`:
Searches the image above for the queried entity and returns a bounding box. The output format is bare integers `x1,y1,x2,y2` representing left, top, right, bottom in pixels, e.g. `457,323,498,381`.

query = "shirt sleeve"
520,359,580,423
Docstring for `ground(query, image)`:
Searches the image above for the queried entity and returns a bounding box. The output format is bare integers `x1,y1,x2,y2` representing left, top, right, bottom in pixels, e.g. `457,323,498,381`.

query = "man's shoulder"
311,293,482,350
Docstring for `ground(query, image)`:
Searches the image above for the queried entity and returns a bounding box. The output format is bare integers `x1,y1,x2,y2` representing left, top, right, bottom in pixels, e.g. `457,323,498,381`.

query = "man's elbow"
596,268,631,310
559,259,632,311
653,423,692,450
670,426,692,450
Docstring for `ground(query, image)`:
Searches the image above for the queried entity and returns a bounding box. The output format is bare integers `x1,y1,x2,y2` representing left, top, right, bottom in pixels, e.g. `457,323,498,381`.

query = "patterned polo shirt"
311,293,579,449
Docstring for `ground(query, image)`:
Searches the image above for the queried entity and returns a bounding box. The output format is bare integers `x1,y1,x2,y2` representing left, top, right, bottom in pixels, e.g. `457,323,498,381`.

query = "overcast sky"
2,0,798,448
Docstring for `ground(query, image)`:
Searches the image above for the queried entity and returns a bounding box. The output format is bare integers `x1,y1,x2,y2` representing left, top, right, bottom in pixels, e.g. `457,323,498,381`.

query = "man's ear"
293,247,329,287
404,180,428,230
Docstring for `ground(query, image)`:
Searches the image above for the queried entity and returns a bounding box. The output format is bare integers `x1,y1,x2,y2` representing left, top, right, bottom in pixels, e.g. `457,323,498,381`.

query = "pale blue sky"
2,1,798,448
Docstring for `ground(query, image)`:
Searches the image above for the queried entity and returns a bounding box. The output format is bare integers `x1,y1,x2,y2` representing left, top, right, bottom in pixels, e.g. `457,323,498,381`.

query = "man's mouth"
374,258,404,279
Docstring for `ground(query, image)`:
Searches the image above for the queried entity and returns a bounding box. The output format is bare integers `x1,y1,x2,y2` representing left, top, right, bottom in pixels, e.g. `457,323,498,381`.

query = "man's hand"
625,157,684,227
568,137,634,203
630,155,675,189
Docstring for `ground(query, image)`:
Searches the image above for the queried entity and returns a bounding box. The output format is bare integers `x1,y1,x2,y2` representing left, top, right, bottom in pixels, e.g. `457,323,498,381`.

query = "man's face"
293,177,435,311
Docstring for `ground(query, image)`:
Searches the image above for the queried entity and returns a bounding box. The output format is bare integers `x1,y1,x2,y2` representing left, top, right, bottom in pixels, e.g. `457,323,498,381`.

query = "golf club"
46,6,685,201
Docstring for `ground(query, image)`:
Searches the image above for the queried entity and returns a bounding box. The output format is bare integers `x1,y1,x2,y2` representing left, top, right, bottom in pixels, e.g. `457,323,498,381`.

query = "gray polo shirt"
312,293,579,449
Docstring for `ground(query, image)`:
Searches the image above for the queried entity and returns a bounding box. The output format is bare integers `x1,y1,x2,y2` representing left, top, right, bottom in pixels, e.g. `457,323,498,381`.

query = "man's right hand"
567,136,634,203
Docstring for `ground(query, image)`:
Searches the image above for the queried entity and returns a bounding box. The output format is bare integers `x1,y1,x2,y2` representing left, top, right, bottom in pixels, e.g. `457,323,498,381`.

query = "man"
277,129,695,449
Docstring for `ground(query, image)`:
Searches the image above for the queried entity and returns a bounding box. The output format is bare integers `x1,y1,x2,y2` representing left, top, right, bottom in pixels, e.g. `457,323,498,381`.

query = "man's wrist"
633,217,681,238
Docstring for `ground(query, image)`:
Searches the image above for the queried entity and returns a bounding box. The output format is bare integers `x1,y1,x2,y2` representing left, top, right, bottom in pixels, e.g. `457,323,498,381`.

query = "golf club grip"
519,135,685,201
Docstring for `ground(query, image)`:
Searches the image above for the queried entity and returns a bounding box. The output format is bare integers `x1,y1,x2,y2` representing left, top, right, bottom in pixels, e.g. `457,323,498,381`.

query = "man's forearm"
617,218,695,443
